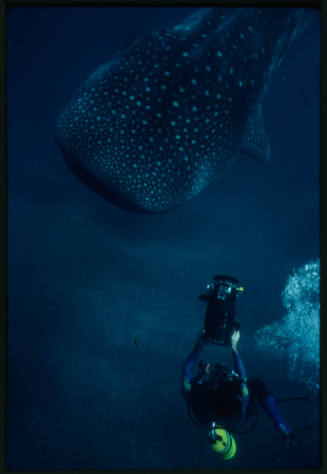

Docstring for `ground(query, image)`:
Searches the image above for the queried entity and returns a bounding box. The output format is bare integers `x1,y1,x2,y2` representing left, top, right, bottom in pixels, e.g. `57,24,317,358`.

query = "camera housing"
200,276,245,346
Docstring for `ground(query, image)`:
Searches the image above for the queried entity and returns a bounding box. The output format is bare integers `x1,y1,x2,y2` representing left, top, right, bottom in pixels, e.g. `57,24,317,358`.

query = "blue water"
7,6,320,469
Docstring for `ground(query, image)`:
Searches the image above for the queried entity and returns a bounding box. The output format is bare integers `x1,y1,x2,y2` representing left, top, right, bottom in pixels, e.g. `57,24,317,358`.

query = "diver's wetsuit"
182,343,292,437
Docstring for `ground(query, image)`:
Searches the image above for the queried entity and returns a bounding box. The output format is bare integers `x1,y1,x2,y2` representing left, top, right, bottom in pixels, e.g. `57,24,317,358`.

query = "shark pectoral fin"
240,104,271,164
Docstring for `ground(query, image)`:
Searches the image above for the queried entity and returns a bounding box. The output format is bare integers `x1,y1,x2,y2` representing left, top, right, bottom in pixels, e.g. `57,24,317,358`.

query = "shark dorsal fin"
240,104,271,164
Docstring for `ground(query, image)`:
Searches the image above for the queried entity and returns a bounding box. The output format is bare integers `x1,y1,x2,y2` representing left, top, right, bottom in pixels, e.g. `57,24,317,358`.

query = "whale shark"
55,7,311,213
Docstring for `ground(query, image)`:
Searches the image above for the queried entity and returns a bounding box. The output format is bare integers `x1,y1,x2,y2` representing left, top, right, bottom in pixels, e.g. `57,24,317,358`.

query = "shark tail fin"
240,104,271,164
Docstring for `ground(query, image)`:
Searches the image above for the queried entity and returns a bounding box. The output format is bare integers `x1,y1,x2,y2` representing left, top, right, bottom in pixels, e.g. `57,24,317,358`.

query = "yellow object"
209,426,237,460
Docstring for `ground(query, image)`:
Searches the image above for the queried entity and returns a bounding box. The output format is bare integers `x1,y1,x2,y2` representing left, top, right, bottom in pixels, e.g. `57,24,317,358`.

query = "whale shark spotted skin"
55,7,309,213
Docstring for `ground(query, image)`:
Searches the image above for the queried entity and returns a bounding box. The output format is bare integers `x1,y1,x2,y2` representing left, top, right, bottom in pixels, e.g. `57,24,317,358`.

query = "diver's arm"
182,335,207,395
231,330,249,400
231,330,247,381
182,346,200,394
232,350,247,382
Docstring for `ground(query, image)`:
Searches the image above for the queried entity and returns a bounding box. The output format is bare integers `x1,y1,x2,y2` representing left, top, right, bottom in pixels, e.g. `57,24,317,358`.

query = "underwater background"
7,6,320,470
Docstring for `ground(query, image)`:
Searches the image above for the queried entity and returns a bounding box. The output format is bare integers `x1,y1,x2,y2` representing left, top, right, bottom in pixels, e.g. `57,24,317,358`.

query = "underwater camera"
200,275,246,346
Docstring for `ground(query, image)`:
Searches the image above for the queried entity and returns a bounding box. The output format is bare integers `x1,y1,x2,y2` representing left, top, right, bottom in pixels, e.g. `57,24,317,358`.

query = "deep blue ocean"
7,6,320,470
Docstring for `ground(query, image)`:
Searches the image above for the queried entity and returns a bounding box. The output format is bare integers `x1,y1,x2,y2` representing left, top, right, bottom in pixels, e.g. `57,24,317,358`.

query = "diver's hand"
195,329,209,350
231,330,240,353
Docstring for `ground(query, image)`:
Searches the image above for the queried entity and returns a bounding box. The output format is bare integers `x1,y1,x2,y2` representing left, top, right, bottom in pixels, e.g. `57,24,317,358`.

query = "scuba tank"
208,422,237,460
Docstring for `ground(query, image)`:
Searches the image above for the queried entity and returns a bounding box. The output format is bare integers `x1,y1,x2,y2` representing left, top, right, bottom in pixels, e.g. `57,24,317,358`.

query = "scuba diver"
181,276,297,458
182,330,295,442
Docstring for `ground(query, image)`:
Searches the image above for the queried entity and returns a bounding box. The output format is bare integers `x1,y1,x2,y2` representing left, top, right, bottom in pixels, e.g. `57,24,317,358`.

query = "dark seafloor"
7,6,320,470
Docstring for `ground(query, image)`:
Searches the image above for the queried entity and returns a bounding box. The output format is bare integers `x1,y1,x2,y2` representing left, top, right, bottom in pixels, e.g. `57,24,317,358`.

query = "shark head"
55,7,313,213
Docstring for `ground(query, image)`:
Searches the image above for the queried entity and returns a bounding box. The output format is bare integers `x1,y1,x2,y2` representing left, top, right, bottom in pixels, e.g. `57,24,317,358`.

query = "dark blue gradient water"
7,7,320,469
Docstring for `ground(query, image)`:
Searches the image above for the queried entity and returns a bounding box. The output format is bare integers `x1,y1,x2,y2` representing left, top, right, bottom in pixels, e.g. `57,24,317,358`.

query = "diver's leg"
249,378,292,438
